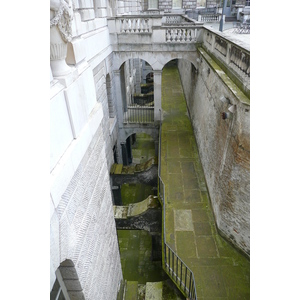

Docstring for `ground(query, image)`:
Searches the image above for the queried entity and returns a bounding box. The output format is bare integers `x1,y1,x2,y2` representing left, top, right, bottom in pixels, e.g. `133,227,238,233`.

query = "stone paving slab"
161,64,250,299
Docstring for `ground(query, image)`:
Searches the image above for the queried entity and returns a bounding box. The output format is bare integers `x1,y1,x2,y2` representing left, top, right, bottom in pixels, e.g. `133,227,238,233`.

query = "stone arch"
162,57,197,70
50,259,85,300
121,127,159,143
114,51,198,72
116,53,156,71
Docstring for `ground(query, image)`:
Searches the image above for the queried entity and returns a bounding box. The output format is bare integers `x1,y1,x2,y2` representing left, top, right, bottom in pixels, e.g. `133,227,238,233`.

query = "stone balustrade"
202,27,250,96
198,14,221,22
230,45,250,77
165,28,197,43
163,15,183,24
108,14,202,44
120,17,151,33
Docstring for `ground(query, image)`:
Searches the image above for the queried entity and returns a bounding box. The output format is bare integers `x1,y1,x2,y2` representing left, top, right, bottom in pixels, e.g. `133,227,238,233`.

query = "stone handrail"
108,14,203,44
202,26,250,97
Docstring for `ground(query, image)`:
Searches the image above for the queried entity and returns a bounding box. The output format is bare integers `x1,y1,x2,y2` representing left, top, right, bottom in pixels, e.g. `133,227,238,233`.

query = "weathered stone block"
64,279,82,291
60,267,79,280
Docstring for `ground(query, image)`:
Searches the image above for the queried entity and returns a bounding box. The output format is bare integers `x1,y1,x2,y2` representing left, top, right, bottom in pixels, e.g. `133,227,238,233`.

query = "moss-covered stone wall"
177,53,250,256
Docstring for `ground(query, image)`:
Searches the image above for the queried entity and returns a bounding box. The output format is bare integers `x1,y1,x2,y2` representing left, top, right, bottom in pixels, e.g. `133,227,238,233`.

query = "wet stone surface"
161,64,250,299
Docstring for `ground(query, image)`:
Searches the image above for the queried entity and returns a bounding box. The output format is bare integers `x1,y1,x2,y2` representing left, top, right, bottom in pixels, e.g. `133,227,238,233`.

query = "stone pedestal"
50,1,74,77
50,25,72,77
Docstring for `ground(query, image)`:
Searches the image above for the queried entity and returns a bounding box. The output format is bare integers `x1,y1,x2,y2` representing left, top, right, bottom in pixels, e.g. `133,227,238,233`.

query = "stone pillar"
121,142,129,165
126,137,133,164
113,70,125,125
133,58,141,94
112,185,123,205
50,0,74,77
153,70,162,123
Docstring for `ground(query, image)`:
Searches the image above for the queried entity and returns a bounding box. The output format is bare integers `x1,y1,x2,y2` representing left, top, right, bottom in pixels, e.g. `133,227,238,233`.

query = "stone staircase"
118,280,185,300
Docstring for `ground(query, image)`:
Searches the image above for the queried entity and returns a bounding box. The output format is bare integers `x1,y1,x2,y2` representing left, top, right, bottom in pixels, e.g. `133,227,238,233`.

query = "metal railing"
123,104,154,123
164,244,197,300
158,110,197,300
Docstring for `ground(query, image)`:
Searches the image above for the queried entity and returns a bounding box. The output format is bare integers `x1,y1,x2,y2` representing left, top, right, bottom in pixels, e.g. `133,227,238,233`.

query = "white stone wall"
50,2,123,299
50,124,122,299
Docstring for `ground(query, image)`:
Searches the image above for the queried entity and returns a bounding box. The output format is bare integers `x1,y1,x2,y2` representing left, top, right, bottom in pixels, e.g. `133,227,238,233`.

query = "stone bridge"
108,14,203,124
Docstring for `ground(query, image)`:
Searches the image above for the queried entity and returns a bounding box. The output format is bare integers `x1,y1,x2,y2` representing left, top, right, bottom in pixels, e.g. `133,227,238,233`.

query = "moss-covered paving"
118,230,167,284
161,64,250,299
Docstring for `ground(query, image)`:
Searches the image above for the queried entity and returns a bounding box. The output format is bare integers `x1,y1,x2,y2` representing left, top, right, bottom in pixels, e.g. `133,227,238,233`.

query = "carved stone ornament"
50,0,74,43
50,0,74,77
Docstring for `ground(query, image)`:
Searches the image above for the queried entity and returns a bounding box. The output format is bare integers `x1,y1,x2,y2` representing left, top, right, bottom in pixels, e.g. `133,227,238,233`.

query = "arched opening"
120,58,154,124
121,132,156,166
50,259,85,300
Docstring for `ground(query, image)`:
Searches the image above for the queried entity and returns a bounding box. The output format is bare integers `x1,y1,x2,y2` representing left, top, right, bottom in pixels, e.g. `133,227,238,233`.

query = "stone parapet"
201,26,250,98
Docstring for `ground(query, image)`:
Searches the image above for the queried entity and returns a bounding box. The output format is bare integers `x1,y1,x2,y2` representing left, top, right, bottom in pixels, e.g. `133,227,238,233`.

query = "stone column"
153,70,162,123
133,58,141,94
50,0,74,77
113,70,125,125
121,142,129,165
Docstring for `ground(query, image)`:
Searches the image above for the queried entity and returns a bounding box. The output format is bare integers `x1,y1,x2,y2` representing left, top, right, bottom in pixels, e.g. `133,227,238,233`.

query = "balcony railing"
108,13,203,44
123,104,154,124
119,17,151,33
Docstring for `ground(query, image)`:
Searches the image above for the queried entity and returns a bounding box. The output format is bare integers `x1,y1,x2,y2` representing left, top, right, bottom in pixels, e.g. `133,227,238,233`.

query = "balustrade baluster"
188,30,192,42
178,29,182,42
120,19,123,32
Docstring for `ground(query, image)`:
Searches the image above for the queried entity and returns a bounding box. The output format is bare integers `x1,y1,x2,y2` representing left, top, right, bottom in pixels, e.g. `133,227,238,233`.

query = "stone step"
124,281,139,300
145,282,163,300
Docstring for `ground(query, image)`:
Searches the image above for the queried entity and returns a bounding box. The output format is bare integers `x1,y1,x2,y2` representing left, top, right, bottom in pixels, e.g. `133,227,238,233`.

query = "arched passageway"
120,58,155,124
50,259,85,300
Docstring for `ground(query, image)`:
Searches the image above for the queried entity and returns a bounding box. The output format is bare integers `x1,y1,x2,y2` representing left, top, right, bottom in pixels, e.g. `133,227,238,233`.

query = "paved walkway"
160,64,250,299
